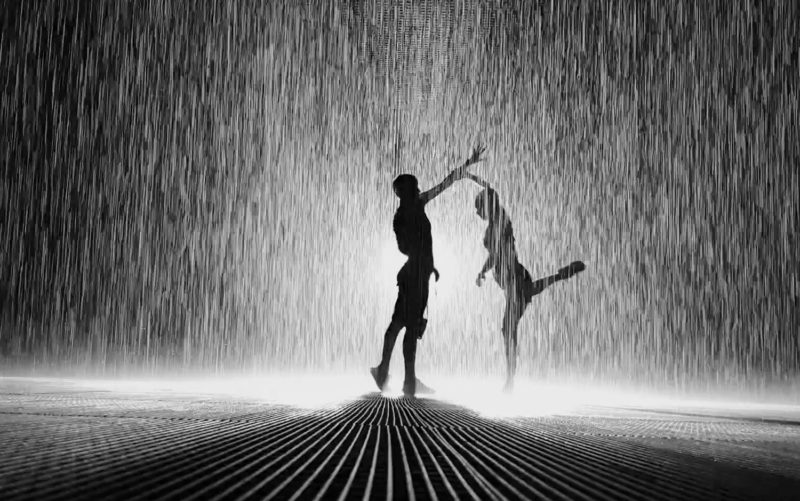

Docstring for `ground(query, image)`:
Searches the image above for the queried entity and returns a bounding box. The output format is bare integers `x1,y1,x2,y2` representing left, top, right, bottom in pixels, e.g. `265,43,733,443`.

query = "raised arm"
420,144,486,205
465,173,492,190
418,169,460,205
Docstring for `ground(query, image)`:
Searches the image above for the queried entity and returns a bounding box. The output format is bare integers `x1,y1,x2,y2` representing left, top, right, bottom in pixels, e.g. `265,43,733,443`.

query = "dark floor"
1,378,799,500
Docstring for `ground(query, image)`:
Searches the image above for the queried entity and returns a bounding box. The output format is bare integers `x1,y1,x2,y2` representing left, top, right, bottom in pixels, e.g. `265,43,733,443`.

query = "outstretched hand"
450,143,486,180
465,143,486,167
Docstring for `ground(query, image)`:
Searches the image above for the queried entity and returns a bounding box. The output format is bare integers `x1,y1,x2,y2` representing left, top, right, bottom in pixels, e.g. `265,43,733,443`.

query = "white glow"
2,375,799,420
413,376,800,419
431,378,589,417
66,374,375,409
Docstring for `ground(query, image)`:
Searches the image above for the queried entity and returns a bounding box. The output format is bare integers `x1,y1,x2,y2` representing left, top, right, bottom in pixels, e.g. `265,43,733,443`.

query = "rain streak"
1,1,798,394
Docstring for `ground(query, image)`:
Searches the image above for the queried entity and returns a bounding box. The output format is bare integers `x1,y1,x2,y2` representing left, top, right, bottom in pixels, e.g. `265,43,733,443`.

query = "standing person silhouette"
467,173,585,391
371,145,486,397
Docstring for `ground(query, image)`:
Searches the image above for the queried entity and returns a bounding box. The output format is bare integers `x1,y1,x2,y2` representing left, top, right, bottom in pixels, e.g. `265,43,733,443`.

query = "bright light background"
366,188,504,379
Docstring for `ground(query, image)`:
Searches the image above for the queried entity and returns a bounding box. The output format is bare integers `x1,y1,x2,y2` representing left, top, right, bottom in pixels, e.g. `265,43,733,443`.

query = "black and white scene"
1,0,799,499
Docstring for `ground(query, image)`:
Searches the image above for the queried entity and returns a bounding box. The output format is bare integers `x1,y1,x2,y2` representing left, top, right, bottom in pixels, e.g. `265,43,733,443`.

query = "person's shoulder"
396,201,424,214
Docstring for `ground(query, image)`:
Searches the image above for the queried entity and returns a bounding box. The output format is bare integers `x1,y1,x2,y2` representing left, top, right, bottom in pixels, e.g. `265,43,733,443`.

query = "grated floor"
1,380,799,500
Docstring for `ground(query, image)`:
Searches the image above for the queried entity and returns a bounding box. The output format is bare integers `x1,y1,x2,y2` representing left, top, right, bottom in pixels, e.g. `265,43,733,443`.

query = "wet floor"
1,377,799,500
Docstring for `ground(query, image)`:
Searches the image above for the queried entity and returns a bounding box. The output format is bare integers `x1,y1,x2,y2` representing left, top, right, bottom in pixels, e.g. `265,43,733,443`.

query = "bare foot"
370,367,389,391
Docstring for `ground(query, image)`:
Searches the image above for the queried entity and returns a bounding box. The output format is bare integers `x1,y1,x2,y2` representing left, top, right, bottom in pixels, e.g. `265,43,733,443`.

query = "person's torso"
394,202,434,270
484,218,520,287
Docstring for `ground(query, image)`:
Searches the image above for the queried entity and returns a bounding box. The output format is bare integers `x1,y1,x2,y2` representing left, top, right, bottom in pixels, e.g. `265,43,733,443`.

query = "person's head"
393,174,420,202
474,188,500,220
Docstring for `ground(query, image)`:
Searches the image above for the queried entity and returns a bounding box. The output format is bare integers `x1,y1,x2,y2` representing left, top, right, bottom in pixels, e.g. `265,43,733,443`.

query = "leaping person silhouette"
371,145,487,397
467,173,586,391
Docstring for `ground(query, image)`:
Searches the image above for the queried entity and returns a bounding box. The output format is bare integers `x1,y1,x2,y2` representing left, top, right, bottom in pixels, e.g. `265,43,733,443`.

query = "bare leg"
400,272,430,397
524,261,586,302
372,319,403,390
507,260,584,390
525,274,559,302
379,320,403,371
558,261,586,279
402,323,420,395
502,295,526,391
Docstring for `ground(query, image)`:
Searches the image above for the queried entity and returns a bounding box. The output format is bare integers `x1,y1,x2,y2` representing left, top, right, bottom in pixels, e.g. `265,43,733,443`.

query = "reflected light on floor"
6,374,799,419
73,374,375,409
431,378,586,417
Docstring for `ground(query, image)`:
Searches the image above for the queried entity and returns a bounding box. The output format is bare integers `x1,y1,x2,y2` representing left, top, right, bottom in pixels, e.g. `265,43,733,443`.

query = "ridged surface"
1,381,799,500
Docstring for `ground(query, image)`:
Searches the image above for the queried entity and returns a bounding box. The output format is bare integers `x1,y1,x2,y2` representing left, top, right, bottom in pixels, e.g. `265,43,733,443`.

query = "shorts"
391,260,431,327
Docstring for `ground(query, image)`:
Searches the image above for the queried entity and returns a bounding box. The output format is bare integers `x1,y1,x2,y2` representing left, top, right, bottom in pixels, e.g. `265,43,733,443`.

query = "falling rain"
1,0,798,395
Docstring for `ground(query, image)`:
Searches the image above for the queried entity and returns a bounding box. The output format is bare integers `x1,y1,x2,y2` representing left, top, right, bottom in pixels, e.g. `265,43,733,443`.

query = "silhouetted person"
371,145,486,397
468,174,585,391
